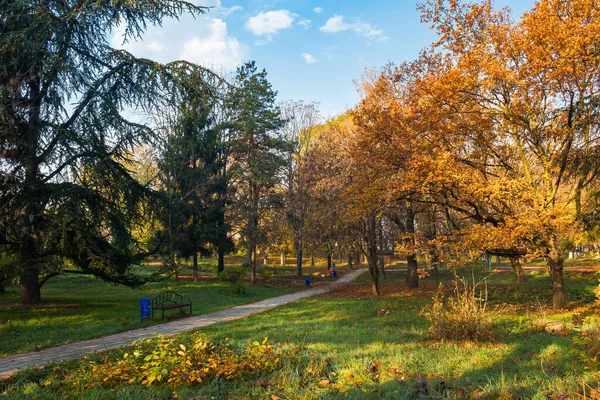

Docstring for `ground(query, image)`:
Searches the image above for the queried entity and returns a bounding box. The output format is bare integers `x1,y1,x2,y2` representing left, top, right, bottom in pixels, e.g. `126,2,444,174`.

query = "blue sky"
112,0,536,118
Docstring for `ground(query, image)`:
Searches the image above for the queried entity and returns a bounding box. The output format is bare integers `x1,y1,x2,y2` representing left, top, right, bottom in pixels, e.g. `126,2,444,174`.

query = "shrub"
218,267,246,284
70,335,281,388
257,268,274,284
218,267,247,294
421,276,495,341
573,327,600,370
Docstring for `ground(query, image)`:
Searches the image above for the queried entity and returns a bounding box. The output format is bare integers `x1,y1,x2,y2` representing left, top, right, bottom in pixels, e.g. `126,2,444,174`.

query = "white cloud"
298,18,311,28
313,6,323,14
218,5,243,16
302,53,317,64
147,41,167,53
181,18,248,69
320,15,349,33
320,14,386,40
245,10,295,40
110,16,248,71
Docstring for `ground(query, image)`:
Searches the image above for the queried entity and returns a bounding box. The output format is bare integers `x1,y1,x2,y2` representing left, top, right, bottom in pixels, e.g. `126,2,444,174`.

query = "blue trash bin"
305,276,311,287
332,269,338,278
140,298,151,321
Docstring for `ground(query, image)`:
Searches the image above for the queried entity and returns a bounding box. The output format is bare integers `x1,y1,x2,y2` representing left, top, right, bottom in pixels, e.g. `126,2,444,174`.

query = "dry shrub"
421,276,495,342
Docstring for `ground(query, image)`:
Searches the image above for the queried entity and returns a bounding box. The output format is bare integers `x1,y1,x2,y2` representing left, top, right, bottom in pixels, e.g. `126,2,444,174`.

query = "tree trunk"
247,223,257,285
263,252,268,266
311,255,315,266
405,207,419,288
406,255,419,288
250,247,256,284
367,213,380,296
356,252,361,265
432,255,439,283
338,252,342,262
378,219,386,278
20,79,43,304
216,201,227,274
248,181,259,285
347,252,353,269
19,267,41,304
327,254,332,270
217,248,225,273
296,249,303,277
547,247,567,308
193,251,198,283
294,233,303,276
509,256,526,283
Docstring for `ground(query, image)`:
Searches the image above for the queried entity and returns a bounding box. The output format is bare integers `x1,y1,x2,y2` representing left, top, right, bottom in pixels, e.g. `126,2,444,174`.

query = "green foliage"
43,335,281,391
153,70,232,266
573,327,600,371
257,268,275,284
226,61,291,269
0,267,293,356
0,0,214,302
217,268,246,284
3,269,598,399
218,267,247,294
0,252,18,291
421,277,495,342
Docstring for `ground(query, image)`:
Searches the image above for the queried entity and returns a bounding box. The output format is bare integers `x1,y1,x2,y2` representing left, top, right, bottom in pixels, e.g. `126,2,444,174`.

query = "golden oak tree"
411,0,600,308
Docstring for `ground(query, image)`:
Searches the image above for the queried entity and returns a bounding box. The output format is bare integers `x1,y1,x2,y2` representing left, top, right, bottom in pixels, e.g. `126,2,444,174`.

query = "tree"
154,70,231,282
226,61,289,284
414,0,600,308
280,100,320,276
0,0,208,303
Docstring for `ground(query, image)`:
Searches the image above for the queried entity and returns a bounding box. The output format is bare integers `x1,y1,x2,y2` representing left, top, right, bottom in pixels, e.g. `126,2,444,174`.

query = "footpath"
0,269,365,379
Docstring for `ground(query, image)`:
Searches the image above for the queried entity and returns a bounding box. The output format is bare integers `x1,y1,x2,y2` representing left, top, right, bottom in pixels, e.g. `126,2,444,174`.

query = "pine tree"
226,61,290,284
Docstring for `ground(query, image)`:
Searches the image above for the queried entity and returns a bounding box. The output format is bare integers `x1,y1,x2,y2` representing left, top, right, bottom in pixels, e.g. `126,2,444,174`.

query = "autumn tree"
280,100,321,276
407,0,600,307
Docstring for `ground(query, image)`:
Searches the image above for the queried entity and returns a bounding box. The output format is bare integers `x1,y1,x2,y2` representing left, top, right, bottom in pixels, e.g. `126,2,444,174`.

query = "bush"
258,268,274,284
421,276,495,342
218,267,246,284
573,327,600,370
218,268,247,294
69,334,281,389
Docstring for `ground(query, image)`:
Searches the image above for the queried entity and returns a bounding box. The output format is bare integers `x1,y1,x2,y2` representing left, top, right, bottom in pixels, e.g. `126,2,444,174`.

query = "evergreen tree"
0,0,207,303
155,72,232,281
226,61,290,284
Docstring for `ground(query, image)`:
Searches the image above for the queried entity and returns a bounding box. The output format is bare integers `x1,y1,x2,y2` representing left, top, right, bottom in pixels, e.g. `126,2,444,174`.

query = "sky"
111,0,537,118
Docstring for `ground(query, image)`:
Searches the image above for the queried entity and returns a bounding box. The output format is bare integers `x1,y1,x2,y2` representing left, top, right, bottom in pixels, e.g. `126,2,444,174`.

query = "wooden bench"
152,291,192,319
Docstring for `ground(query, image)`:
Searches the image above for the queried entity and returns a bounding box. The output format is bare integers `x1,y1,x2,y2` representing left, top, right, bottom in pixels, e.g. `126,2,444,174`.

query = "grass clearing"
2,267,599,399
0,258,325,356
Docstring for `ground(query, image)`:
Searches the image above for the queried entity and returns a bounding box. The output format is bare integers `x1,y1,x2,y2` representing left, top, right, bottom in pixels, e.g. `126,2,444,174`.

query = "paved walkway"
0,269,365,379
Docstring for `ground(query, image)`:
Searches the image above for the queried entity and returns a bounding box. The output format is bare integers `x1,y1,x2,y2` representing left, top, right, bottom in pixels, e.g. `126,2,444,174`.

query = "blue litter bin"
140,298,151,321
305,276,311,287
332,269,338,278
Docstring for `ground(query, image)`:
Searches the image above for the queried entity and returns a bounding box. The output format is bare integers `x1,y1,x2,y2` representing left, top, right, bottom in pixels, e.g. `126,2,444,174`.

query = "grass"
2,266,599,399
0,257,322,356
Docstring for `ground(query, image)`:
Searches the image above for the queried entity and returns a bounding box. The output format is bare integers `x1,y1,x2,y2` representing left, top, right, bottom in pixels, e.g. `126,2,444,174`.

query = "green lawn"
0,263,300,356
2,268,599,399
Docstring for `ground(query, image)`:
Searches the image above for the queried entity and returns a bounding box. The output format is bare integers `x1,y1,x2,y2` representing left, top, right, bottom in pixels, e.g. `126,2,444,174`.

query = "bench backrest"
152,291,191,307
